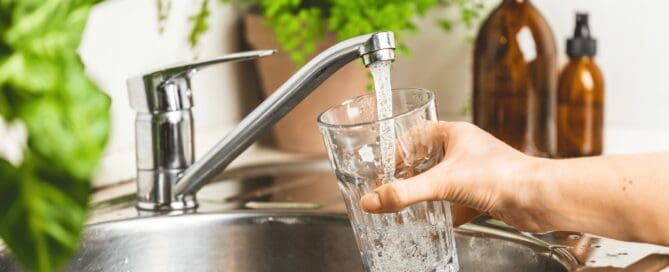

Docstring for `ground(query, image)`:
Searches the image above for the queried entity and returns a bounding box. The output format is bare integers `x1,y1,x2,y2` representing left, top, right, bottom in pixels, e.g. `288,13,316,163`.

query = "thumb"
360,165,444,213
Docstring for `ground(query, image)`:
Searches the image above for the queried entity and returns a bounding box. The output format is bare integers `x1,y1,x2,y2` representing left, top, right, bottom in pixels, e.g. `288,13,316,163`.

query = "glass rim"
317,87,434,129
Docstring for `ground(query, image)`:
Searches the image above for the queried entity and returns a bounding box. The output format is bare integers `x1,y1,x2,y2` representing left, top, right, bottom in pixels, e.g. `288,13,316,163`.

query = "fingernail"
361,192,381,211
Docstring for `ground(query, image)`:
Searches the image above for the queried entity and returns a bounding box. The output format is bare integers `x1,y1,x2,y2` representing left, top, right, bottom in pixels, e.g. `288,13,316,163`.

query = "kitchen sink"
0,212,571,272
1,158,666,271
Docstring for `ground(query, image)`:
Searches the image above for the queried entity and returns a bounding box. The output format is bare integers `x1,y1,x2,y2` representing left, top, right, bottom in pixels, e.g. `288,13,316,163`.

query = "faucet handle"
146,50,277,82
127,50,276,113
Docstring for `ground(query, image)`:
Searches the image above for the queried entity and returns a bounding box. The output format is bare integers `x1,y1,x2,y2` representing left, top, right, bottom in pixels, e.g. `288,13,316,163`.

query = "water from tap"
369,60,395,182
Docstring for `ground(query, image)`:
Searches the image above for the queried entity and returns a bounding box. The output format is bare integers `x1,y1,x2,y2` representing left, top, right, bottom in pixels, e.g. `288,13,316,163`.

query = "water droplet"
568,234,581,240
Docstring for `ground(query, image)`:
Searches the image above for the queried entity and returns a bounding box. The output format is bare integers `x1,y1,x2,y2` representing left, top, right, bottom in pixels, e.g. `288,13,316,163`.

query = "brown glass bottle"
557,58,604,157
473,0,557,157
557,13,604,157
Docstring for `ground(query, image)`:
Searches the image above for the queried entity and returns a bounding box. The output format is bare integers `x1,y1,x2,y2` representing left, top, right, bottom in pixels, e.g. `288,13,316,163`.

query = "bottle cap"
567,13,597,57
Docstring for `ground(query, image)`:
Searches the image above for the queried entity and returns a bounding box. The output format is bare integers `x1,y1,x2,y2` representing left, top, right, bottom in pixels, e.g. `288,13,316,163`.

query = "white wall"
535,0,669,131
396,0,669,127
394,0,669,153
81,0,669,184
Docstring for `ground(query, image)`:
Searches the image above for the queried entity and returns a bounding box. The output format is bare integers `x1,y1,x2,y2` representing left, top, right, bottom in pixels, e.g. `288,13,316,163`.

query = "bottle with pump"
557,13,604,157
473,0,557,157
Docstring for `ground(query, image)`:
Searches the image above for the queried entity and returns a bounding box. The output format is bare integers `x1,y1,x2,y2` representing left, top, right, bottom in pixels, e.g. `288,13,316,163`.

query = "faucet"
127,31,396,211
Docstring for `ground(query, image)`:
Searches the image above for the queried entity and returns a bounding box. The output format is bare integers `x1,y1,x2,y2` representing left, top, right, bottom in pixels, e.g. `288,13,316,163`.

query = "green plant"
0,1,110,271
162,0,487,64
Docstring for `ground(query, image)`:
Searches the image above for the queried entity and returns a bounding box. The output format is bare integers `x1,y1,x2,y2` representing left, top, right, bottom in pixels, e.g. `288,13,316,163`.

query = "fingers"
360,181,482,226
395,121,450,178
362,121,458,213
361,166,442,213
359,176,482,226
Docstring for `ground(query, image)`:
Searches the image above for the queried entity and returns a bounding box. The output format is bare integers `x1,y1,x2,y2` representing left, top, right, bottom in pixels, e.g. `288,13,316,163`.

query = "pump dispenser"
557,12,604,157
567,13,597,58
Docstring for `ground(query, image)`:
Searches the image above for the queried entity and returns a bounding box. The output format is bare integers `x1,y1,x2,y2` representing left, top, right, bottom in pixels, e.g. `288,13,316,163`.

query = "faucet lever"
128,50,276,113
156,50,276,82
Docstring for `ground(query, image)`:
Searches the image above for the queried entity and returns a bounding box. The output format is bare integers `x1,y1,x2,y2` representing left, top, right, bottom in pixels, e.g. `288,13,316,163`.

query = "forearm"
530,153,669,245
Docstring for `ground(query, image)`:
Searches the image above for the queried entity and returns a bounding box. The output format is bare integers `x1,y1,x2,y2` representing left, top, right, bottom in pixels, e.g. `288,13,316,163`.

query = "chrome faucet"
127,31,396,211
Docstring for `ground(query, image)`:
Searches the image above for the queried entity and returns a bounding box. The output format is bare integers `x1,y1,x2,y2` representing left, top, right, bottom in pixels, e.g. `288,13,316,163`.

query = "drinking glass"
318,88,459,272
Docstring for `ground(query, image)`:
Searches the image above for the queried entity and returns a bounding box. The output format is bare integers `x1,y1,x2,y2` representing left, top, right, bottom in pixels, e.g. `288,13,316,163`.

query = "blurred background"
82,0,669,185
4,1,669,270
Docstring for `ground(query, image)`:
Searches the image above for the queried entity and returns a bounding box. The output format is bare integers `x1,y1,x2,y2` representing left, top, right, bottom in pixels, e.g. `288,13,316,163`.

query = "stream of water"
369,60,395,182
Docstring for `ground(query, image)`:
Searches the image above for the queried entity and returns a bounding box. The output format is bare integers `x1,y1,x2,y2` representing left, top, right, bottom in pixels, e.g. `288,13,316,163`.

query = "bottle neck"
570,55,593,61
567,56,595,67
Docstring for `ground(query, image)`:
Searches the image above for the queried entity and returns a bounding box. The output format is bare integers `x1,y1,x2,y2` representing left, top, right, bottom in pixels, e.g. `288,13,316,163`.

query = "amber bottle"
473,0,557,157
557,13,604,157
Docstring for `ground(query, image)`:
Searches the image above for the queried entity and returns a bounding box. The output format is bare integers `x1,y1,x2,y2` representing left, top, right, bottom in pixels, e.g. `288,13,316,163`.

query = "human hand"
360,121,551,232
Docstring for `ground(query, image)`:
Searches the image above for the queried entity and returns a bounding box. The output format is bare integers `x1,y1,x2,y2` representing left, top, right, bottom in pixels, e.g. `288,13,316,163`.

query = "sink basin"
0,212,571,272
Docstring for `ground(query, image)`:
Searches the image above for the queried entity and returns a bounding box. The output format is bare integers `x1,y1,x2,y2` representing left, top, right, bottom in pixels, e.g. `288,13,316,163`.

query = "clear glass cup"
318,88,459,272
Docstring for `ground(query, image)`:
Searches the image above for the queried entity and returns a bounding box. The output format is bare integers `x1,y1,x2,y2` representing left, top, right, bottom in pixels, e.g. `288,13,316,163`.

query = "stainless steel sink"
1,158,667,271
0,212,571,272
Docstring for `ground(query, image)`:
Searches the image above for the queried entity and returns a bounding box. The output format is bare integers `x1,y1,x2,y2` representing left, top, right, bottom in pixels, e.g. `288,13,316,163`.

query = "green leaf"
156,0,172,33
438,0,489,31
0,159,89,272
188,0,210,49
0,53,61,94
437,18,453,32
181,0,489,66
0,0,110,271
258,0,325,66
168,0,495,65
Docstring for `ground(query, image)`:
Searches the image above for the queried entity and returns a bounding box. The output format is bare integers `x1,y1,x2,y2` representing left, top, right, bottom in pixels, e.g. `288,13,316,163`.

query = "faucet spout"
173,31,396,198
360,32,396,66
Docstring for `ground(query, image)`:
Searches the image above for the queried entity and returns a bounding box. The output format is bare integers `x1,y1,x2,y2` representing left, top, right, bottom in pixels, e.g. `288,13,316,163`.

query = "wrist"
525,157,612,234
514,156,562,232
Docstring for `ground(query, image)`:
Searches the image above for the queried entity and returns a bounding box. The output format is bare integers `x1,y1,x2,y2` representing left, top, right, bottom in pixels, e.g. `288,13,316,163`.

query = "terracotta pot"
243,12,368,154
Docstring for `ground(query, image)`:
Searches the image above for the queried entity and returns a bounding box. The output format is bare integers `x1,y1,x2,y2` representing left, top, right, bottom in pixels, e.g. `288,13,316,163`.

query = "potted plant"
0,1,111,271
179,0,486,154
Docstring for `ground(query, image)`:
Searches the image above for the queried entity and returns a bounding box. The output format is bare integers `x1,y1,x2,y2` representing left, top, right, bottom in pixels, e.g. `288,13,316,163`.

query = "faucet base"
136,194,198,211
136,170,198,211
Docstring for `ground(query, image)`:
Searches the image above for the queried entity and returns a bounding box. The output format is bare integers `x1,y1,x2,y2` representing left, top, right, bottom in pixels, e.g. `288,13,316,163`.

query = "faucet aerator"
361,48,395,67
359,31,396,67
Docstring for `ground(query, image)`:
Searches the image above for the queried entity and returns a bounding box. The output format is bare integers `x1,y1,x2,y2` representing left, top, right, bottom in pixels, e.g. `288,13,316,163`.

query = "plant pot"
243,12,368,154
